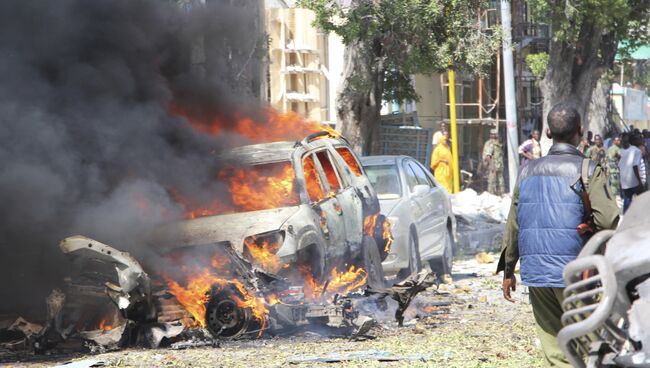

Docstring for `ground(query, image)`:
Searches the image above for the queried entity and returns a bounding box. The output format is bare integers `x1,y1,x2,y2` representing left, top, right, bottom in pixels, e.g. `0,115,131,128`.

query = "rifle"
570,159,595,236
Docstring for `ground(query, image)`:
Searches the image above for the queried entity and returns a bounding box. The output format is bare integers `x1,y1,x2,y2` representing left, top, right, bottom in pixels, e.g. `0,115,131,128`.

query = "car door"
402,159,433,247
408,160,446,259
313,149,363,247
302,152,347,260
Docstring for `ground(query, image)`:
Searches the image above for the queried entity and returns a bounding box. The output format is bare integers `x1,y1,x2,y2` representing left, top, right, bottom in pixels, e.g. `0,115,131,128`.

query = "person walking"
590,134,607,167
430,131,453,193
482,129,505,195
606,135,622,196
518,130,541,166
635,131,650,186
619,132,646,212
497,103,619,367
578,136,592,157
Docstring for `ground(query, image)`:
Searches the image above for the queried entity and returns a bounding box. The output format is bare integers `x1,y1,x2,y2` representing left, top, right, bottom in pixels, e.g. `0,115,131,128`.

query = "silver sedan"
360,155,456,280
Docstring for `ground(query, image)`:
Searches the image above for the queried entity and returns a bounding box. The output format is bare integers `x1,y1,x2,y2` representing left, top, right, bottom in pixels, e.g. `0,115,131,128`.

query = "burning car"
153,132,388,291
558,192,650,367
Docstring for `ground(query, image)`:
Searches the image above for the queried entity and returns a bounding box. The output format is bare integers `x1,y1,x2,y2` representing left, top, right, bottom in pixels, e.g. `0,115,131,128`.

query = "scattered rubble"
286,349,430,364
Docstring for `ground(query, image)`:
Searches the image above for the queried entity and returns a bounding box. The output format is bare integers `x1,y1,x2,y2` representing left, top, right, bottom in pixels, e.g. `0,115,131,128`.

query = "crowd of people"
429,119,649,213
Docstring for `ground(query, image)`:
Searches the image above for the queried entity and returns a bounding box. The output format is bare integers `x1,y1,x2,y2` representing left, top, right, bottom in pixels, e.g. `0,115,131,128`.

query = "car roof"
224,136,350,165
226,141,296,165
359,155,411,166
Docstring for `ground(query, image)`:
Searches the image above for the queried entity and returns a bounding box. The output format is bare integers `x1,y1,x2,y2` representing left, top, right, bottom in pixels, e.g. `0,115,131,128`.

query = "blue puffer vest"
517,143,596,288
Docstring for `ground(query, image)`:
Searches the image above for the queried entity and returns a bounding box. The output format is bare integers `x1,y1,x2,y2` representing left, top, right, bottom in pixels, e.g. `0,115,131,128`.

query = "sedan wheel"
396,230,422,281
428,228,454,281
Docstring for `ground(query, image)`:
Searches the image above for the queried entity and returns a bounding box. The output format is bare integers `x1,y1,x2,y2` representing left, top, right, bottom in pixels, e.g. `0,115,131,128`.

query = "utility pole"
500,0,519,193
448,68,460,194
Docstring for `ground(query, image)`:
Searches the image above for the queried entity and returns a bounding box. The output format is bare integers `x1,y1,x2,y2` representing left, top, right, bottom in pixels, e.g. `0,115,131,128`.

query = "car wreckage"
153,132,389,288
558,192,650,367
10,132,427,353
25,235,435,352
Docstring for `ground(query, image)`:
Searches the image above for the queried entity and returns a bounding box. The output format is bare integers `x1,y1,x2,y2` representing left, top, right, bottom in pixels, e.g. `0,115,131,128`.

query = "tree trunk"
586,75,611,137
539,19,618,152
335,40,384,155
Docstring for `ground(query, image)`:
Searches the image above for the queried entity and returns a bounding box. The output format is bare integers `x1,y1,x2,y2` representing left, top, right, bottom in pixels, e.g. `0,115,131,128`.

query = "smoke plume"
0,0,264,313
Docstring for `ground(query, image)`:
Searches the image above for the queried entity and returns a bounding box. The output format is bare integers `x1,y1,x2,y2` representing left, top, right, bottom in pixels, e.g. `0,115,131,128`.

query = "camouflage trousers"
608,162,620,196
487,170,505,195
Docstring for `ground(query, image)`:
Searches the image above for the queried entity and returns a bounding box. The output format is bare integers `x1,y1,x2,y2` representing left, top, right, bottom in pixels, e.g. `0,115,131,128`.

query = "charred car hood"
149,206,300,253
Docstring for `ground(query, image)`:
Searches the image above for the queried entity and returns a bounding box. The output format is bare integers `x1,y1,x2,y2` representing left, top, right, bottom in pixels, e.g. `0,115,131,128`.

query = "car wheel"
396,230,422,281
428,228,454,281
360,235,386,288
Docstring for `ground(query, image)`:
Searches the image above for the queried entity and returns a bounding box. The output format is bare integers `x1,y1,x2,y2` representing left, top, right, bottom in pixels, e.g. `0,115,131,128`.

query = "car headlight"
243,230,285,255
243,230,286,272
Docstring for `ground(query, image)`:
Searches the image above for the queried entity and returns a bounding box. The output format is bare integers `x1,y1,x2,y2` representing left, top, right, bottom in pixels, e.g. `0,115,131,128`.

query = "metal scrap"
365,271,438,326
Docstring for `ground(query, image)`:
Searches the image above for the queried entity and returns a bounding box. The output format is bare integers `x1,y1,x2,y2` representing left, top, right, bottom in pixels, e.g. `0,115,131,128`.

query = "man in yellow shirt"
430,131,453,192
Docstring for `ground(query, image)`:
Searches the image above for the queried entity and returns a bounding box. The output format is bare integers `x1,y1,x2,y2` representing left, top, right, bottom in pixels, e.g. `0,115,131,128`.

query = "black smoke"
0,0,265,313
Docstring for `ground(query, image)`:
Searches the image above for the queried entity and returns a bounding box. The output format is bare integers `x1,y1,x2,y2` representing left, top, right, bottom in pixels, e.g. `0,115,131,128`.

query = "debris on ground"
475,251,496,264
365,271,438,326
286,349,430,364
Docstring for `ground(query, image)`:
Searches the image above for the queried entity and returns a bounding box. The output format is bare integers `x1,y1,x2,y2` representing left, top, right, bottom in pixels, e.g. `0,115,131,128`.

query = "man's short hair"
547,103,581,141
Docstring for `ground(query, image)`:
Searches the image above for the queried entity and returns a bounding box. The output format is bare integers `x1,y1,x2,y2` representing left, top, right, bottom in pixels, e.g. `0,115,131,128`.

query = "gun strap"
580,159,593,226
581,158,590,192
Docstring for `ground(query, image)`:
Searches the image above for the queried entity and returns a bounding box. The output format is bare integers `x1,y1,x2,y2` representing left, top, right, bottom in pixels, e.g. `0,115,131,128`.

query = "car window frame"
402,159,420,193
313,149,345,193
408,160,435,188
301,152,328,203
333,145,365,178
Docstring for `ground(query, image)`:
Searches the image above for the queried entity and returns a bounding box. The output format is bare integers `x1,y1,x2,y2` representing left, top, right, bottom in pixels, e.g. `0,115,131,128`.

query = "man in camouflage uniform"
607,135,622,196
482,129,505,195
590,134,607,167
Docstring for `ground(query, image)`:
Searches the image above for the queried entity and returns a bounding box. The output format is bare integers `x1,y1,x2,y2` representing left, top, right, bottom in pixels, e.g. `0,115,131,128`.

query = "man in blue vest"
497,102,619,366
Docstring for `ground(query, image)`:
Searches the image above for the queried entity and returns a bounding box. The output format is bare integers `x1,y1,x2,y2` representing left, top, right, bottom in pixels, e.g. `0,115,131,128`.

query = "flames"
226,163,298,213
98,319,113,331
164,253,268,333
169,102,340,220
301,265,368,301
183,162,300,219
170,104,336,144
382,219,393,253
363,214,394,253
243,236,285,273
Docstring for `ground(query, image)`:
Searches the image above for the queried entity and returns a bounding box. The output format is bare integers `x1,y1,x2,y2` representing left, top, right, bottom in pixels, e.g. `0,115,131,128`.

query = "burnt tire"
205,288,253,339
361,235,386,288
396,230,422,281
428,228,454,281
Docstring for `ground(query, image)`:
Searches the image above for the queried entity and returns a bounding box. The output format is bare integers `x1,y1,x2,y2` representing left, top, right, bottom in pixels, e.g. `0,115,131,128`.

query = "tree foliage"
526,52,549,79
528,0,649,50
299,0,500,104
526,0,649,140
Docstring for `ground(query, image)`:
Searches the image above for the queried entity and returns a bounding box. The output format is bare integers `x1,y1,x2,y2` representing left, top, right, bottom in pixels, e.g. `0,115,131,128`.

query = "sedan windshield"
363,164,401,199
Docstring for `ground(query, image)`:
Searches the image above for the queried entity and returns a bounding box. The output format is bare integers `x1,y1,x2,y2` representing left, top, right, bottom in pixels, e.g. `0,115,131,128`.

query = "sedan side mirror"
412,184,429,197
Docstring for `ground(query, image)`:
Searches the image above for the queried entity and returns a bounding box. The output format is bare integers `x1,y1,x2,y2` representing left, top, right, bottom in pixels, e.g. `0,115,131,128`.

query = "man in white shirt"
432,121,448,147
619,132,646,212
